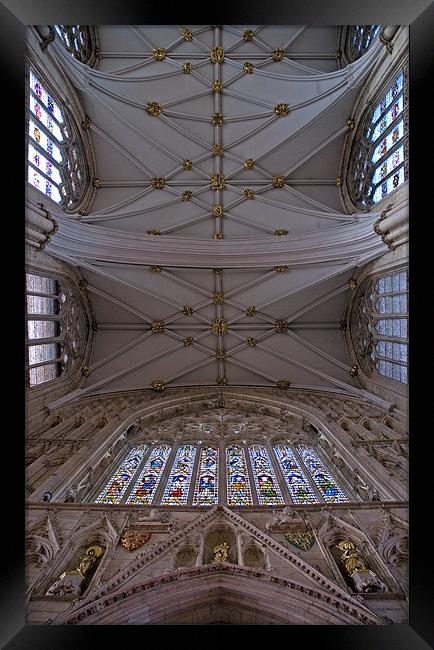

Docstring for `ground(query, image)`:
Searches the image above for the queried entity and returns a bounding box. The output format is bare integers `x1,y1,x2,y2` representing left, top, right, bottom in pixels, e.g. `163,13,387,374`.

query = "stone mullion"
120,444,154,504
315,444,358,502
244,444,259,505
220,444,227,506
152,442,179,505
187,443,202,506
291,446,325,504
266,441,293,505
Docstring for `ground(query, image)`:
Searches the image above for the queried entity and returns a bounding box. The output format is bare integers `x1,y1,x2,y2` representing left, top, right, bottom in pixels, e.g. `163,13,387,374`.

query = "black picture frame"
3,0,432,647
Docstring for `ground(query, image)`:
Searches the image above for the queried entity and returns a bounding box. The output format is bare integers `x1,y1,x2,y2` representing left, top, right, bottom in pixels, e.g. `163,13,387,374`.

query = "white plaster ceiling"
46,26,386,399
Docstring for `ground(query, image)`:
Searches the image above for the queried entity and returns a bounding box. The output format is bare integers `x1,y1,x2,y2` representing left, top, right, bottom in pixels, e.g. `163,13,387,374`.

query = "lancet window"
26,66,88,209
93,439,352,506
347,67,408,210
53,25,95,64
344,26,381,62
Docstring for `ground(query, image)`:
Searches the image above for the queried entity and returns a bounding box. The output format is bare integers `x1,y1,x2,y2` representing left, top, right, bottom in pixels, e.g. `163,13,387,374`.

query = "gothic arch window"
25,272,88,387
53,25,96,65
93,438,352,506
344,26,381,63
347,66,408,210
352,269,408,384
26,66,89,209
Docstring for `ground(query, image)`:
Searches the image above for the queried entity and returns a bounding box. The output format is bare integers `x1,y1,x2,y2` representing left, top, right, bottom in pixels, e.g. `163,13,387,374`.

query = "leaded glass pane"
126,445,171,504
28,167,62,204
193,446,219,506
372,120,404,163
29,94,63,142
372,95,404,141
95,446,147,504
28,343,58,365
248,445,284,506
27,320,57,340
274,445,318,504
297,446,349,503
28,120,62,162
26,295,58,315
26,274,57,294
161,445,196,505
29,71,63,123
371,73,403,124
372,165,405,203
29,363,59,386
226,446,253,506
399,271,408,291
28,143,62,185
372,145,405,184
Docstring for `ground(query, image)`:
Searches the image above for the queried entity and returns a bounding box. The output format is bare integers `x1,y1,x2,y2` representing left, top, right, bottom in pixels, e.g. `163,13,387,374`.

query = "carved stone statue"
213,542,229,562
336,540,387,593
46,545,103,598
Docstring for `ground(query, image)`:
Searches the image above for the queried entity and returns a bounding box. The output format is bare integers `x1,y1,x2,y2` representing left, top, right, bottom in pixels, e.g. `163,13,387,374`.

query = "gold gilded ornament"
151,320,165,333
284,531,315,551
182,62,192,74
81,365,91,377
213,268,223,275
272,48,285,61
274,103,289,117
339,320,347,331
211,318,228,335
213,233,224,240
182,190,193,201
245,337,256,347
81,115,91,130
183,159,192,171
243,62,254,74
182,306,193,316
93,178,101,189
213,541,229,561
348,278,357,289
244,189,255,199
213,144,223,156
213,205,223,217
182,28,193,42
146,101,162,117
275,265,288,273
275,320,288,333
212,112,224,126
216,377,227,386
210,46,224,63
245,306,256,317
244,159,254,169
277,379,290,389
336,177,343,186
183,337,194,346
146,229,160,235
150,265,163,273
151,379,166,392
335,49,342,62
213,80,222,93
120,528,151,552
153,48,166,61
346,117,356,130
78,279,88,290
152,177,166,189
216,351,226,360
272,175,286,188
350,365,359,377
213,291,225,304
336,540,368,577
78,210,88,216
211,174,225,190
274,229,288,236
243,29,254,41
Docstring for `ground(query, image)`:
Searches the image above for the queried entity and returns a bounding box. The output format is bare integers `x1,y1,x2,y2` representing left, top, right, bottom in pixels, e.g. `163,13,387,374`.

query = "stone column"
236,532,244,566
195,533,205,567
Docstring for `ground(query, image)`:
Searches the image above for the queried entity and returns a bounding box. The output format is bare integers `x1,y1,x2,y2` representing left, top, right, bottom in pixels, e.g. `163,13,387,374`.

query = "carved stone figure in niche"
213,542,229,562
336,540,387,593
265,506,305,532
46,545,103,597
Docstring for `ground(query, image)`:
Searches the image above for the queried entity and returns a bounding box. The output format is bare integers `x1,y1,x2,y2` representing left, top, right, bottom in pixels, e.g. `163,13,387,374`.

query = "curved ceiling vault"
44,25,388,403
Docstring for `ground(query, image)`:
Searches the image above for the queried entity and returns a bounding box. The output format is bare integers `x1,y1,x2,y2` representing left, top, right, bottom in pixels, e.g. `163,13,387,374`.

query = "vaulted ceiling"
43,25,388,401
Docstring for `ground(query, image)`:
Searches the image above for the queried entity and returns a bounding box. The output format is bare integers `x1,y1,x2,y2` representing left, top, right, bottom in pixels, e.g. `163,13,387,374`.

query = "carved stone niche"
243,542,266,570
332,540,387,594
174,542,198,569
203,526,236,565
45,543,104,599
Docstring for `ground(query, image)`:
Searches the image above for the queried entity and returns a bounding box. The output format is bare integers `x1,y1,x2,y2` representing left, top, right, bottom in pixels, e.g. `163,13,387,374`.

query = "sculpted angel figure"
336,540,368,576
213,541,229,562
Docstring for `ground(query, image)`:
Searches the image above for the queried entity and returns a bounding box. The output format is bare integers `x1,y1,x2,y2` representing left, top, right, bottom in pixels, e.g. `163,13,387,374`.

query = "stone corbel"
379,26,400,54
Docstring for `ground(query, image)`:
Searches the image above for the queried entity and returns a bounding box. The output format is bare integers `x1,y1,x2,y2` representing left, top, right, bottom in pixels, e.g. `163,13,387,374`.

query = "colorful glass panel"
372,120,404,163
274,445,318,504
371,72,404,125
29,95,63,142
28,120,62,163
372,95,404,142
27,320,57,340
226,446,253,506
28,167,62,203
193,446,219,506
377,360,407,383
161,445,197,505
372,166,405,203
126,445,171,504
375,318,407,338
29,364,59,386
28,143,62,185
28,343,58,365
26,274,57,294
297,445,349,503
248,445,284,506
95,445,147,504
29,70,63,123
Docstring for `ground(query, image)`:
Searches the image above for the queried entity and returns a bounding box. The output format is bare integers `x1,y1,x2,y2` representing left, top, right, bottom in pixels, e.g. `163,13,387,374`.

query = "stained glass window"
95,446,147,504
226,445,253,506
274,445,318,504
161,445,197,505
344,25,381,63
248,445,284,506
53,25,95,64
193,446,219,506
348,68,408,210
25,272,88,387
126,445,171,504
26,67,88,209
297,445,349,503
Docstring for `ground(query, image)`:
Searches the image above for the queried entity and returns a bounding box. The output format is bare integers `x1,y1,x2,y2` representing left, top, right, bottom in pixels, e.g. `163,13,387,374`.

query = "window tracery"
351,269,408,384
53,25,95,65
347,67,408,210
94,437,352,506
25,272,88,387
344,26,381,63
26,67,89,209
